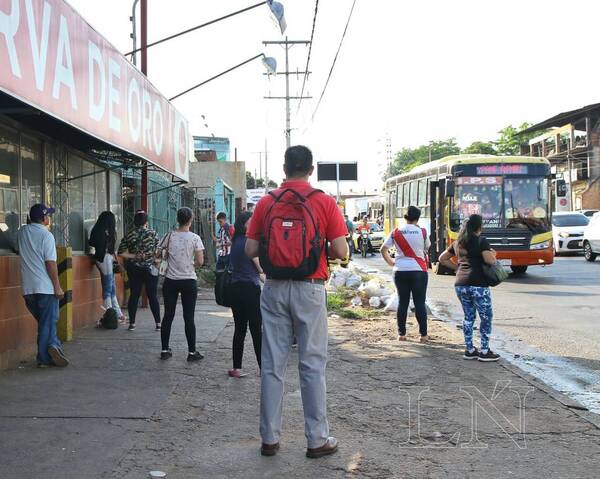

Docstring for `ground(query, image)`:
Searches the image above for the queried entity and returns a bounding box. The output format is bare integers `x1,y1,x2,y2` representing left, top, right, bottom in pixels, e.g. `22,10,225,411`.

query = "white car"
578,209,600,218
583,212,600,262
551,211,590,254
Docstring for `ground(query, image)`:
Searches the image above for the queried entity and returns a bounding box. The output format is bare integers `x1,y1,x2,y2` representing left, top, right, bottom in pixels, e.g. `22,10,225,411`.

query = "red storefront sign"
0,0,191,181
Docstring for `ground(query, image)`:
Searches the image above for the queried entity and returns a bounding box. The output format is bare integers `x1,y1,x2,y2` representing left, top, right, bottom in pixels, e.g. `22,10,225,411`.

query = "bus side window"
410,180,418,206
418,178,427,206
403,183,410,207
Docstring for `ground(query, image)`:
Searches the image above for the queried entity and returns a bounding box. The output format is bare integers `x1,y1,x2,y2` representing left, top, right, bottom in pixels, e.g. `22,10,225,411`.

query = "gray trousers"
259,280,329,448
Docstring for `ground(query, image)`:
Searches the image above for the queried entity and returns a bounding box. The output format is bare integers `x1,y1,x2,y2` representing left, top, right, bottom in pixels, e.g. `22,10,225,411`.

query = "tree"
246,171,276,189
462,141,497,155
384,138,460,179
496,123,538,156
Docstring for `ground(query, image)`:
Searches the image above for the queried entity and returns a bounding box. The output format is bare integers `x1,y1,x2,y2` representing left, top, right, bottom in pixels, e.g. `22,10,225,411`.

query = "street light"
267,1,287,34
128,1,287,61
169,54,277,101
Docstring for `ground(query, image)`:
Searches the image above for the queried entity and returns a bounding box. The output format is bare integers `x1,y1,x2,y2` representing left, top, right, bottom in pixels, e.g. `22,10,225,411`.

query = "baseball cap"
29,204,55,222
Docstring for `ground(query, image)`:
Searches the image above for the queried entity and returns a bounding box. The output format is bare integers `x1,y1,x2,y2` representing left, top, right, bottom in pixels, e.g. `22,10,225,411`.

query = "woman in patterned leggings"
439,214,500,362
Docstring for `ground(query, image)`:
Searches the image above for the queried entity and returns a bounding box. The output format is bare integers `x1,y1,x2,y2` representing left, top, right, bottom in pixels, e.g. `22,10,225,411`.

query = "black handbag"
215,264,234,307
482,261,509,287
478,237,509,287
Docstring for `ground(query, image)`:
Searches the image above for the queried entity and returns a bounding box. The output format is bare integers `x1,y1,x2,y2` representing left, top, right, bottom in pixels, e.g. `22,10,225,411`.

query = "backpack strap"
393,228,427,272
269,187,323,203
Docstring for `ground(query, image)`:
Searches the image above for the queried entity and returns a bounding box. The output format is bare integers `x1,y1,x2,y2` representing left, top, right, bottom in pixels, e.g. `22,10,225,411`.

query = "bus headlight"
530,240,550,250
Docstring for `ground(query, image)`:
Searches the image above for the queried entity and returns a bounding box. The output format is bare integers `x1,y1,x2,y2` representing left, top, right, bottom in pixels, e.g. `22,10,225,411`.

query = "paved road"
352,253,600,413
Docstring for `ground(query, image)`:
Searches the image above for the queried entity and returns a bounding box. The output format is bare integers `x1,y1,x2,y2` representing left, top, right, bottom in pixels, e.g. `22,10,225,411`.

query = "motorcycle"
360,231,370,258
346,234,354,259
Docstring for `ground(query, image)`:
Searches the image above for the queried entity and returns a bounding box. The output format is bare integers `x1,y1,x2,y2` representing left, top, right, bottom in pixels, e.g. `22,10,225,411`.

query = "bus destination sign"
476,164,528,175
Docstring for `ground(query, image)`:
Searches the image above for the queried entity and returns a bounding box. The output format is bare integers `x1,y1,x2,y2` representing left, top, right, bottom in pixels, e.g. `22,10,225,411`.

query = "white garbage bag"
330,274,347,290
369,297,382,308
345,274,362,289
363,279,383,298
351,296,362,307
383,293,399,312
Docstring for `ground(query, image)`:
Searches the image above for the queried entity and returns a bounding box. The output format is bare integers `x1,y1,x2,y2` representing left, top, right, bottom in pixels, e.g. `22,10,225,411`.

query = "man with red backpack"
245,145,348,458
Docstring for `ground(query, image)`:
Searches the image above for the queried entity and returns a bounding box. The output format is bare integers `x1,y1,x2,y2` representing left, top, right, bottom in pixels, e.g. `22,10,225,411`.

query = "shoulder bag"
158,232,172,277
479,237,509,286
215,260,234,307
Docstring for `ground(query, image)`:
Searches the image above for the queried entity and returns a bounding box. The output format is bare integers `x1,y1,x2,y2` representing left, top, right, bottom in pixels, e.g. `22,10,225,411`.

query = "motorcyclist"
357,216,375,256
344,215,355,257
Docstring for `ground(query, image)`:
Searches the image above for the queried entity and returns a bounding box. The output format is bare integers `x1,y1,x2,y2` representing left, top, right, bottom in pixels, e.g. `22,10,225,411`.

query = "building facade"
0,0,193,368
521,103,600,211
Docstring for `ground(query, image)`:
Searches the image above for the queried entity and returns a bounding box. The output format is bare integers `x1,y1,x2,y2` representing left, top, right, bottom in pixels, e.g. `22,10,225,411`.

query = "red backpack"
259,188,324,279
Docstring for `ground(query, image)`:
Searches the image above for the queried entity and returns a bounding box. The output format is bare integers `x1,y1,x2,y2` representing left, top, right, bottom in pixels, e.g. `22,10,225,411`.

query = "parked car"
577,209,599,218
352,222,385,253
551,212,590,254
582,212,600,262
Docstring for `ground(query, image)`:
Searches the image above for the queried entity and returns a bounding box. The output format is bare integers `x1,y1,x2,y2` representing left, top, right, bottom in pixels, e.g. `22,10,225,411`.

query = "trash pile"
328,262,399,312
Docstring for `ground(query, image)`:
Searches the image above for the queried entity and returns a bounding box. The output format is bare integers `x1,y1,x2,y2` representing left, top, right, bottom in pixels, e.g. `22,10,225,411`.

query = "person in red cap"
17,204,69,367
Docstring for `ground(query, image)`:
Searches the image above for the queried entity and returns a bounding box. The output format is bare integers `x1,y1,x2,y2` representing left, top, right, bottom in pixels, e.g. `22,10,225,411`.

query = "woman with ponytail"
439,214,500,362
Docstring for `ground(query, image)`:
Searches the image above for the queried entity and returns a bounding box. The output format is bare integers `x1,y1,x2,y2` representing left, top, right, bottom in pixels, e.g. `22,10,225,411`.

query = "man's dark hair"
284,145,313,178
216,212,227,221
134,210,148,227
177,207,193,227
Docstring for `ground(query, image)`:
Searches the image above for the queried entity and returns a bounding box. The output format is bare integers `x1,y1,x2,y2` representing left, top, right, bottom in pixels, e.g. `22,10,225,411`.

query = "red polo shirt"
247,180,348,280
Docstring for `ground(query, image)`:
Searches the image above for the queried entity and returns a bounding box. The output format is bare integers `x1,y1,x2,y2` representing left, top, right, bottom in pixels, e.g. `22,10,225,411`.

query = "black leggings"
126,263,161,324
230,281,262,369
394,271,428,336
161,278,198,353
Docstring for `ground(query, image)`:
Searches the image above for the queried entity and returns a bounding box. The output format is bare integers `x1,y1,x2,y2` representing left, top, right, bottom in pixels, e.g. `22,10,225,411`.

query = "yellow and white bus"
384,155,554,274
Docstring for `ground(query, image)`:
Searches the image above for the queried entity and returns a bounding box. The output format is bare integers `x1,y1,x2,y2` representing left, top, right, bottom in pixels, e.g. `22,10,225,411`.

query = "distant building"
521,103,600,210
194,136,230,162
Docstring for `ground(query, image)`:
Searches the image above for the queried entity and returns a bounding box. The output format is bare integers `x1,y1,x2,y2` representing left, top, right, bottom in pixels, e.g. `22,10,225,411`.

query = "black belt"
267,278,325,285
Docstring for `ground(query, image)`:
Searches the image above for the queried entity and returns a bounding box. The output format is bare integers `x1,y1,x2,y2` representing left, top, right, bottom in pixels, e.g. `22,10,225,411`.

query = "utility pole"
263,38,311,148
264,138,269,194
140,0,148,212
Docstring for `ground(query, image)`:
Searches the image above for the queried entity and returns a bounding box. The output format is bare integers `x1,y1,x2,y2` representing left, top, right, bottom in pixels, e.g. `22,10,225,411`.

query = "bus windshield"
450,176,550,234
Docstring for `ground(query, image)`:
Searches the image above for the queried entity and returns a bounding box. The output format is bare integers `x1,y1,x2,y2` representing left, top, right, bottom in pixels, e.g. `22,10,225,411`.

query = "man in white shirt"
17,204,68,368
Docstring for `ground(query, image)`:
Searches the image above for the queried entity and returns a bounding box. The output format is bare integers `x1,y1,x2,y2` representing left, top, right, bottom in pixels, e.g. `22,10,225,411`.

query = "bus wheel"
510,266,528,275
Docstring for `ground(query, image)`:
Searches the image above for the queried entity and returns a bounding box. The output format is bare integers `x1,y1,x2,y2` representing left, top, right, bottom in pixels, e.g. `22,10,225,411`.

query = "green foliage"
198,268,216,286
246,171,277,189
384,138,460,179
462,141,497,155
338,308,371,319
327,292,348,310
496,123,537,156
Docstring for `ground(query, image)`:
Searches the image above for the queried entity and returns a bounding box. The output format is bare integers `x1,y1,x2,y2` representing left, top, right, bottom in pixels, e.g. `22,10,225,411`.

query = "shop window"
67,155,110,253
109,171,123,244
0,126,19,253
20,135,43,226
68,154,84,251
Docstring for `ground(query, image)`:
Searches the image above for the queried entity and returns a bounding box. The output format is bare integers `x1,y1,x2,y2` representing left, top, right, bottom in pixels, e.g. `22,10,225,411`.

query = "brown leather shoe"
261,442,280,456
306,437,338,458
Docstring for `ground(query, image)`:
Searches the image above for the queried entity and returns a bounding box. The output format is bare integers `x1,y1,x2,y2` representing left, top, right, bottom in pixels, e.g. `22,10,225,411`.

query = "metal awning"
520,102,600,135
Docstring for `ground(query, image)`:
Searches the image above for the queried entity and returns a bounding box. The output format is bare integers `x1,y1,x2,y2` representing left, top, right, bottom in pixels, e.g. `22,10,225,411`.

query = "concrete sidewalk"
0,290,599,479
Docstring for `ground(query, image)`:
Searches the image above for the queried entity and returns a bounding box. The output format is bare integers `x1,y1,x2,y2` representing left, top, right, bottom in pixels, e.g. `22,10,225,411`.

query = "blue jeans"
455,286,493,352
100,272,115,300
24,294,61,365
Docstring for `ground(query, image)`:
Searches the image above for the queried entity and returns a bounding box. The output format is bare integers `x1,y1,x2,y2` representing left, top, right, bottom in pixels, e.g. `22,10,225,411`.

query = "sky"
69,0,600,195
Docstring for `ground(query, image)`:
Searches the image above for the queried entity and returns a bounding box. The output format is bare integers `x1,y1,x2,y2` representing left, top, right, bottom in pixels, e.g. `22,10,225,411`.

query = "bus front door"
430,179,453,275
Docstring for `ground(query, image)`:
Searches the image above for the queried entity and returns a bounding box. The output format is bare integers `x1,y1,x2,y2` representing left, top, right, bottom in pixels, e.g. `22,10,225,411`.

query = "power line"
296,0,319,115
310,0,358,123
